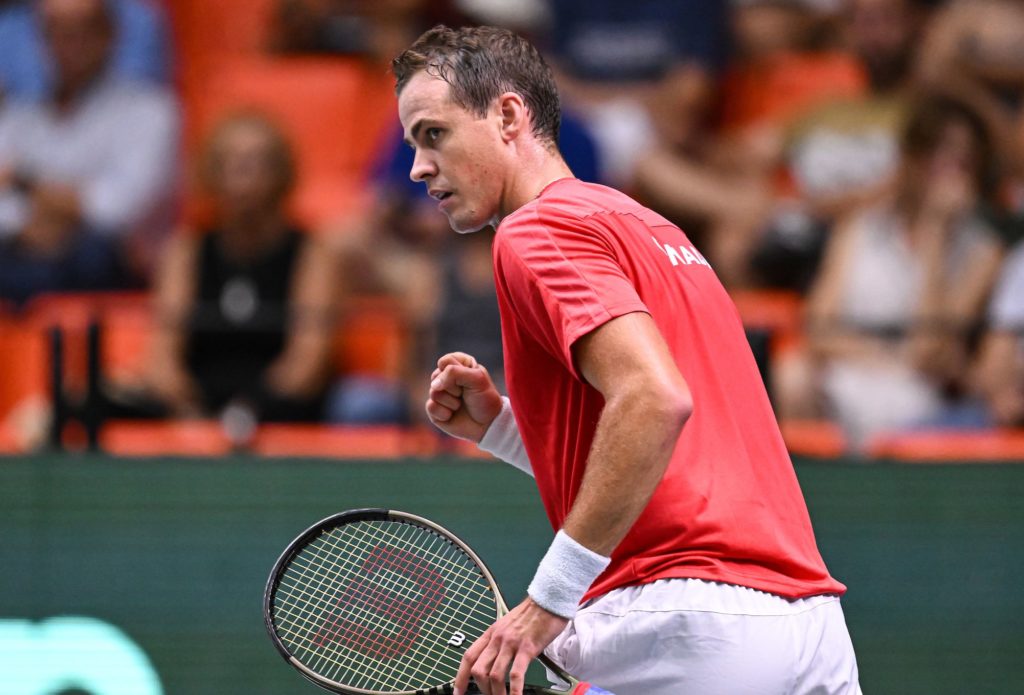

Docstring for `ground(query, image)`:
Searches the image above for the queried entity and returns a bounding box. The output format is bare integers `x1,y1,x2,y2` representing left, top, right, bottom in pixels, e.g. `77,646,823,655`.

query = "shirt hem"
584,567,847,604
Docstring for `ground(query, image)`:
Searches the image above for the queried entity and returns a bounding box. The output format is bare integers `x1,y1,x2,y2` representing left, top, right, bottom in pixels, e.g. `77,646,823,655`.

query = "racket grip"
571,684,615,695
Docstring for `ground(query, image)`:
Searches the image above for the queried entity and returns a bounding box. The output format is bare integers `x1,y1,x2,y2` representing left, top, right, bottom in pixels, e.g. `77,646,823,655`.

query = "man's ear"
497,92,529,143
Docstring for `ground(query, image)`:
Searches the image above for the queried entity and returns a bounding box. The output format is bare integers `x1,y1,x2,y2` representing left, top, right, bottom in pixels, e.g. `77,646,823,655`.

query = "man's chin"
448,216,491,235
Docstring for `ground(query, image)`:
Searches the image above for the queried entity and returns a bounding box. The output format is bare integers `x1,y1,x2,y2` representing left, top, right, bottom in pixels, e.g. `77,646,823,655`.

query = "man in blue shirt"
0,0,171,101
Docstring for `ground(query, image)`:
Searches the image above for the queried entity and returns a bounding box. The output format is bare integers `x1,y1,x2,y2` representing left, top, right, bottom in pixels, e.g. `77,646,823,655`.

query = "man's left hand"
453,596,568,695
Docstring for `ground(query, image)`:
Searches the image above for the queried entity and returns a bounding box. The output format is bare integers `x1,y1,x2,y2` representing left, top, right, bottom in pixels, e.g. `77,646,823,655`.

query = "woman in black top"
141,111,337,423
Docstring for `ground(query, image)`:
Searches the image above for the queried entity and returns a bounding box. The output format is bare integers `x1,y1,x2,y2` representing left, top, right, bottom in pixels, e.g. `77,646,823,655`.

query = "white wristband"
527,530,611,619
477,397,533,476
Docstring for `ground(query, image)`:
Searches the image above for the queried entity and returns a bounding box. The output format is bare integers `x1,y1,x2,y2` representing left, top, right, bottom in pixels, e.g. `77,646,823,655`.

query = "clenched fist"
426,352,503,443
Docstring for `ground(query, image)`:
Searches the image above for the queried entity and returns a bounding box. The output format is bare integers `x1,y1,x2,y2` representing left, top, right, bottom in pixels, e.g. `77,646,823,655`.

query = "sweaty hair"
392,24,561,148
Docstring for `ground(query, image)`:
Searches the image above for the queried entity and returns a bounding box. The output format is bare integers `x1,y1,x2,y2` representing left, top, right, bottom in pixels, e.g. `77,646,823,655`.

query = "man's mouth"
429,189,453,202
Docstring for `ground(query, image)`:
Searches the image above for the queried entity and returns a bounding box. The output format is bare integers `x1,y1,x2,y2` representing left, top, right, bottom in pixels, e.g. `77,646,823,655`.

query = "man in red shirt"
395,25,860,695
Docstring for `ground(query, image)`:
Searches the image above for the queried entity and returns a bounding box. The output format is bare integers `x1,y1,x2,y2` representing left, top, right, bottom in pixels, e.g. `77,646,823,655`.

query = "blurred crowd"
1,0,1024,452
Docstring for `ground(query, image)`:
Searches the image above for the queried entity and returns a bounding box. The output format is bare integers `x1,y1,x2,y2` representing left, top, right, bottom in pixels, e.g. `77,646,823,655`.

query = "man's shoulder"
501,178,666,235
538,177,637,216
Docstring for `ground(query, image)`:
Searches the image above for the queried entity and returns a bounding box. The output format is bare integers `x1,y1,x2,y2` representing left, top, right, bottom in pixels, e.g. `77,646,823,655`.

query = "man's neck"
498,145,575,223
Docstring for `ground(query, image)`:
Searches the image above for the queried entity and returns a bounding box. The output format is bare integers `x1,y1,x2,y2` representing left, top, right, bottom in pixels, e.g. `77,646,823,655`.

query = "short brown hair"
392,24,561,148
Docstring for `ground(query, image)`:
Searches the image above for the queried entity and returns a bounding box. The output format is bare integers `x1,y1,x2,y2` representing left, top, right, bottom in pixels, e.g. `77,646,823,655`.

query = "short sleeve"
495,207,648,377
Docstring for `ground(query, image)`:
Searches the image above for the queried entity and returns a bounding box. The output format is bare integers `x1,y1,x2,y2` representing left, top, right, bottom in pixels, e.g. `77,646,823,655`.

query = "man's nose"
409,149,437,182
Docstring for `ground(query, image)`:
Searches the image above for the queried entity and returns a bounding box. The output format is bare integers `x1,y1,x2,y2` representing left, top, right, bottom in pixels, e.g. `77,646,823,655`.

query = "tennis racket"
264,508,614,695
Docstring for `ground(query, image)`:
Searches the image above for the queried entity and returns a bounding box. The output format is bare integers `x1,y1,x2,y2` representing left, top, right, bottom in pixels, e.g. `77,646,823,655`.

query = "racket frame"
264,508,583,695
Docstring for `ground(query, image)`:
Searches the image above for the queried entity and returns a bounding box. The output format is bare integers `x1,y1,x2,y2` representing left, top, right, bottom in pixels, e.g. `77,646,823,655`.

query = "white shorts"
544,578,862,695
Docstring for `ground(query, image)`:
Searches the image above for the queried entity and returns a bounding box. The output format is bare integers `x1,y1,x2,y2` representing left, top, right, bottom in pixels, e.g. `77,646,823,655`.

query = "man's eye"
427,128,442,142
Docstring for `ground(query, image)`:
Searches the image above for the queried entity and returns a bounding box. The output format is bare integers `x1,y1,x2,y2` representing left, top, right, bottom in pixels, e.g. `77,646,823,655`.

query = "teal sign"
0,455,1020,695
0,617,162,694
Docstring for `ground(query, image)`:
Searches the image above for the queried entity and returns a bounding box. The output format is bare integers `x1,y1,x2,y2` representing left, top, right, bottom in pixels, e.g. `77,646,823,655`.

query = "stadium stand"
0,302,51,451
866,429,1024,462
165,0,276,88
99,419,232,456
333,295,410,383
1,0,1021,460
251,423,435,458
730,288,805,356
186,57,395,227
779,418,849,459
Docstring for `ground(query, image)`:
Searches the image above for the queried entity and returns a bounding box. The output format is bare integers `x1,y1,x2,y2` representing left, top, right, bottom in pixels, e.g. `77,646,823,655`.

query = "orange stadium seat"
334,296,411,381
0,293,154,451
445,437,501,460
99,420,233,456
252,424,438,458
730,289,805,355
22,292,95,397
166,0,276,90
98,297,153,382
719,52,867,133
865,429,1024,462
0,422,21,454
779,418,849,458
184,57,396,227
0,309,50,447
23,292,152,396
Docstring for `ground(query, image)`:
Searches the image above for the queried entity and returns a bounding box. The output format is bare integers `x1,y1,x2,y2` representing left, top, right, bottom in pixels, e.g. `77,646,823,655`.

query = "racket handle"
571,684,615,695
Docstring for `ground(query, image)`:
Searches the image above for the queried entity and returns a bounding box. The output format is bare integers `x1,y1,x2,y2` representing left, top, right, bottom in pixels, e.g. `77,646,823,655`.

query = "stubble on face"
398,72,506,234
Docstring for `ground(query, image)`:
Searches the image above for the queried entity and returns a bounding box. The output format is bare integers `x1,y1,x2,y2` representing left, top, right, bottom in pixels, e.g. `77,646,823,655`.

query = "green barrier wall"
0,456,1021,694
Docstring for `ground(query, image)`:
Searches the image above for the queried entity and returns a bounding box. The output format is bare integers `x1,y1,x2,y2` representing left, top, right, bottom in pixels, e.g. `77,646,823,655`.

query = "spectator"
326,167,447,424
916,0,1024,243
974,241,1024,427
916,0,1024,155
454,0,549,35
717,0,865,146
270,0,467,63
107,112,337,429
775,94,1005,447
749,0,927,291
547,0,730,187
0,0,179,305
0,0,172,101
633,0,864,288
432,227,504,388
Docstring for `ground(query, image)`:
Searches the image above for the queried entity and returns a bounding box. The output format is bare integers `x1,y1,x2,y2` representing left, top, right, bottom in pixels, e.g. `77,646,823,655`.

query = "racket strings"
278,523,472,687
310,528,468,688
271,520,498,692
277,523,470,690
276,524,496,646
320,523,496,689
277,527,493,683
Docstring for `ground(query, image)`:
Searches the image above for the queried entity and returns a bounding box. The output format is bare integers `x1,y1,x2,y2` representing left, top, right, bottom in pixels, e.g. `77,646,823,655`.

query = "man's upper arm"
573,311,690,405
496,215,648,377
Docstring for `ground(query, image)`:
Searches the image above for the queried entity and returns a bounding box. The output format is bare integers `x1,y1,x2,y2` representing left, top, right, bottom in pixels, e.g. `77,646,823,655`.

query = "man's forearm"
562,389,689,556
525,388,688,619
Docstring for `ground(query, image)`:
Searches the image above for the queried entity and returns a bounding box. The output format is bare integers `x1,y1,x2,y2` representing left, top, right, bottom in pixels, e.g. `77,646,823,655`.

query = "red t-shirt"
493,178,845,601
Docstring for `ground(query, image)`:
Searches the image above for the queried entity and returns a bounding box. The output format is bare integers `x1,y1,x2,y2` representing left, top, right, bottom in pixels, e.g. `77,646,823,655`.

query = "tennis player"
395,25,861,695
